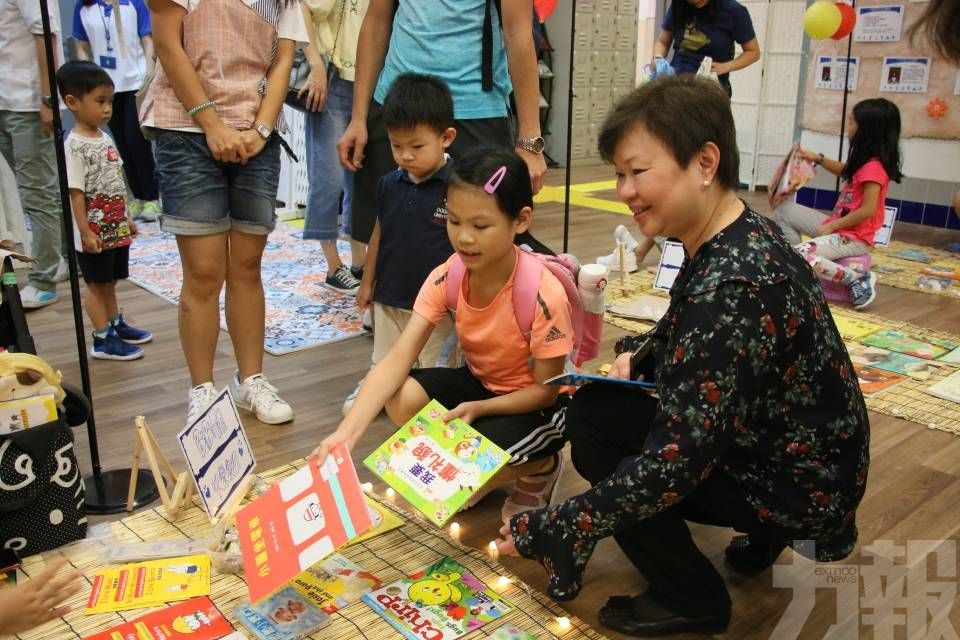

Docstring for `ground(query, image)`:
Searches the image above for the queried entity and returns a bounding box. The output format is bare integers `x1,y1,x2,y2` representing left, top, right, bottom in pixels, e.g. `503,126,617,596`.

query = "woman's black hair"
908,0,960,64
670,0,717,46
597,75,740,190
843,98,903,184
449,147,533,220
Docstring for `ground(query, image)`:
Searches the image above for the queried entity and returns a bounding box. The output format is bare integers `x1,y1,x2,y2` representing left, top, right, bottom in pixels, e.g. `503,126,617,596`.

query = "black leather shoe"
724,534,787,576
599,592,730,637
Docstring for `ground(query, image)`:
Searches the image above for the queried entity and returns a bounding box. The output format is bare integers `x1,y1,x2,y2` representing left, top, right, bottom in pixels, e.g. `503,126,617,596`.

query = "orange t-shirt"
414,249,575,394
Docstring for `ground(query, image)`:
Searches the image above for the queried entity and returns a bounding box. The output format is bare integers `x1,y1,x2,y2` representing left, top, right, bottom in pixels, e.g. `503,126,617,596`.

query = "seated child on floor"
317,148,575,526
58,60,152,360
774,98,902,311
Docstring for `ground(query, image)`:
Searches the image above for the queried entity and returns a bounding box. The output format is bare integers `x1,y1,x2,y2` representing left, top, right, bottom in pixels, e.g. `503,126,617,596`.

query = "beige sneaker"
230,373,293,424
501,453,565,525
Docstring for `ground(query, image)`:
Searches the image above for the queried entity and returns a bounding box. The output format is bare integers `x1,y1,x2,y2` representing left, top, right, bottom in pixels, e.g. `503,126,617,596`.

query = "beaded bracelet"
188,101,216,118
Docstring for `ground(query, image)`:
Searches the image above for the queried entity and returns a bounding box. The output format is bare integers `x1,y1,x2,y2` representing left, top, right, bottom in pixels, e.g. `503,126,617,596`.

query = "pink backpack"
444,248,602,368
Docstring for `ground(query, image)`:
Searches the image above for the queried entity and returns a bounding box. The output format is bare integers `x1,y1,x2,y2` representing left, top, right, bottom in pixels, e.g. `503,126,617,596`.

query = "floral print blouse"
510,207,870,600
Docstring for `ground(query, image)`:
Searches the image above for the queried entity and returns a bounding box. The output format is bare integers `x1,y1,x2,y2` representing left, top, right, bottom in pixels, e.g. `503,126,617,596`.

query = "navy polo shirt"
663,0,756,77
373,160,455,310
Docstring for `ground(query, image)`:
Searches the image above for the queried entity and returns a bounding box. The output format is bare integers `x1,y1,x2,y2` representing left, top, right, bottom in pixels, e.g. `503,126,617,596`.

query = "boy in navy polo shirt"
344,74,457,413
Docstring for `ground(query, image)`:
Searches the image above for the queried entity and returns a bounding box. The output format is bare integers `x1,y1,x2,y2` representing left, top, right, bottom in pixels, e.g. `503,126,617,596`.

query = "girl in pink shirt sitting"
775,98,902,310
315,148,575,525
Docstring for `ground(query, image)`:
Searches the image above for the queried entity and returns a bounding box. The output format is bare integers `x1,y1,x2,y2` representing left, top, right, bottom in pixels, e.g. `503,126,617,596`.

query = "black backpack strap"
481,0,502,92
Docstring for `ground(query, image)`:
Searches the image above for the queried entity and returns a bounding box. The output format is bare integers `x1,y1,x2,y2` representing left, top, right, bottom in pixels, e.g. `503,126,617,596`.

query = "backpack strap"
445,255,468,314
511,249,544,339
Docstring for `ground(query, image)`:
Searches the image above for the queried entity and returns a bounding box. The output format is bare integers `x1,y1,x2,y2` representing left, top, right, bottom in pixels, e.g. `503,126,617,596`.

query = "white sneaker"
230,373,293,424
597,246,638,273
342,379,362,416
54,258,69,282
19,284,59,309
186,382,217,425
614,224,640,253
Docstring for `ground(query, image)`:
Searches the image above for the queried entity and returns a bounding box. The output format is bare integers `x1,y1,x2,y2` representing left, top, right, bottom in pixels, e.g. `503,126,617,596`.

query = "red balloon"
832,2,857,40
534,0,557,21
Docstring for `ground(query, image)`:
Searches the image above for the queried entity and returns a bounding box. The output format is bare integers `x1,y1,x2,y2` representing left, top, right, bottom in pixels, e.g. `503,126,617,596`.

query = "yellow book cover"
85,554,211,614
346,497,404,547
832,314,882,342
0,394,57,434
289,553,382,614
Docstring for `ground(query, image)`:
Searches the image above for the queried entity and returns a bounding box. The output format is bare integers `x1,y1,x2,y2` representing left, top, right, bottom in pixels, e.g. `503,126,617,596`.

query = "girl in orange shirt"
315,148,574,524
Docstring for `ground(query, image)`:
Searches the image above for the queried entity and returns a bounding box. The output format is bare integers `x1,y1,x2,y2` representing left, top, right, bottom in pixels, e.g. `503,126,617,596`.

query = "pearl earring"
703,179,711,187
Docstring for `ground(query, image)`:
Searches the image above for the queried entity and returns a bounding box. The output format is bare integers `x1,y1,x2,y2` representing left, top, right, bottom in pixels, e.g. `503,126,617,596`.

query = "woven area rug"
872,241,960,299
15,460,608,640
603,277,960,437
128,222,365,355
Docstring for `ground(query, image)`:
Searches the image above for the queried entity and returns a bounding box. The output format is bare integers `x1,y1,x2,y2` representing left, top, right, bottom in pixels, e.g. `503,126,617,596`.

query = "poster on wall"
880,57,931,93
815,56,860,91
854,5,904,42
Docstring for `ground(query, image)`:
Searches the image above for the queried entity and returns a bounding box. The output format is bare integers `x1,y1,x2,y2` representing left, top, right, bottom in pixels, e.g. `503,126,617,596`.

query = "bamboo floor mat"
872,241,960,299
13,460,608,640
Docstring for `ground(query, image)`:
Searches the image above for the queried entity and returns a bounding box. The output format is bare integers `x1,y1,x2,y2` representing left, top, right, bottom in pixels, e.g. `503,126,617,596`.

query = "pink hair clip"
484,165,508,194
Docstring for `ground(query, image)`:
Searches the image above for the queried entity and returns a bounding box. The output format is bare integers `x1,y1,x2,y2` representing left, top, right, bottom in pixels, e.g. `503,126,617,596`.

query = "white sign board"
654,240,686,291
854,5,904,42
815,56,860,91
177,388,256,520
874,206,898,248
880,56,930,93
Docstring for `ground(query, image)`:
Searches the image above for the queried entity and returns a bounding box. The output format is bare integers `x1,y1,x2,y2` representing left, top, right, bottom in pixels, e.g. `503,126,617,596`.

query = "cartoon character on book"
408,569,462,607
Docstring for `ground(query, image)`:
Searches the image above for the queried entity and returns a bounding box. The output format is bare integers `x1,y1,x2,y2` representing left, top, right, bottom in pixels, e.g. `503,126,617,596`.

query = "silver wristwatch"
516,135,545,154
254,122,272,140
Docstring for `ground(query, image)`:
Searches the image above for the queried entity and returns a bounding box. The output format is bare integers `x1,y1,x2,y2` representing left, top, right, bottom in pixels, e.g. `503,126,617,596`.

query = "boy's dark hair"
843,98,903,184
382,73,454,133
56,60,113,99
449,146,532,220
598,75,740,191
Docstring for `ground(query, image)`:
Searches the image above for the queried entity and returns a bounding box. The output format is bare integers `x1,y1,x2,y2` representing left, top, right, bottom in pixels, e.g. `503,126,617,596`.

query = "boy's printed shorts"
154,130,280,236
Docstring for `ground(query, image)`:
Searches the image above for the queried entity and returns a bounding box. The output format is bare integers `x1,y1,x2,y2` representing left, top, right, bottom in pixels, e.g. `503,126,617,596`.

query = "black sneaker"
848,271,877,310
350,265,363,280
324,264,361,295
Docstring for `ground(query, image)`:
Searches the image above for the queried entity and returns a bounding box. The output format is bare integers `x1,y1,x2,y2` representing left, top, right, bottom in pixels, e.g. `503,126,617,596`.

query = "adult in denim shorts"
140,0,309,425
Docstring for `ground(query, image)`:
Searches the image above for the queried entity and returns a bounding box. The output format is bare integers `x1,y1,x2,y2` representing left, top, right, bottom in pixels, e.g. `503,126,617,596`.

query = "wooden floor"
25,165,960,639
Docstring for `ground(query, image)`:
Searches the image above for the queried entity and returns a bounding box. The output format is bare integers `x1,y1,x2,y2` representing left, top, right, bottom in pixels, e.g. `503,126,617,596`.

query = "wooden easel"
127,415,194,518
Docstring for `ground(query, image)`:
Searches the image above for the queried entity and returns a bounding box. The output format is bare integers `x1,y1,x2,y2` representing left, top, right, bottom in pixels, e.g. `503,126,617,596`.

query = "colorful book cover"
0,393,57,434
83,596,233,640
362,556,512,640
872,263,904,275
860,329,959,360
887,248,936,263
346,497,404,547
925,370,960,404
290,553,382,614
489,627,540,640
853,364,909,395
916,275,953,292
233,586,329,640
235,444,373,603
937,346,960,366
545,372,656,390
847,345,939,379
85,554,211,614
363,400,510,526
831,314,882,342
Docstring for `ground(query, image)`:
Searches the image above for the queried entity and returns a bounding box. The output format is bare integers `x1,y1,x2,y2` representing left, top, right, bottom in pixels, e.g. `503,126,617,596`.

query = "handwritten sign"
177,388,255,520
654,240,686,291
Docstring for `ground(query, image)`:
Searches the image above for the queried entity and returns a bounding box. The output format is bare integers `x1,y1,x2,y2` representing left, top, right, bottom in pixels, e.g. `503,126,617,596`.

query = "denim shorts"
154,130,280,236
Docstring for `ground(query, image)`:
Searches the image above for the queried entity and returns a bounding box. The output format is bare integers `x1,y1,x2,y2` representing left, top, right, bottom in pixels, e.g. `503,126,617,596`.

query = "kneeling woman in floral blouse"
496,75,870,638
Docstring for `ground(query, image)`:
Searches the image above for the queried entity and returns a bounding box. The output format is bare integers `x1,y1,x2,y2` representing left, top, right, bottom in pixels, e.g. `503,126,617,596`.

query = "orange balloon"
831,2,857,40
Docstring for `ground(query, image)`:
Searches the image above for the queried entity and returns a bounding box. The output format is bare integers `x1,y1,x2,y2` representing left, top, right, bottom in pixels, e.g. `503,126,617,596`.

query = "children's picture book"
860,329,959,360
607,294,670,322
767,143,816,209
921,267,958,279
362,556,512,640
872,263,905,275
289,553,381,614
489,627,540,640
84,596,234,640
853,364,909,396
346,497,404,547
847,345,940,379
85,554,211,614
916,275,953,292
925,370,960,404
937,346,960,366
0,393,57,434
830,313,882,342
363,400,510,526
886,248,936,263
234,586,329,640
545,372,656,390
235,444,373,603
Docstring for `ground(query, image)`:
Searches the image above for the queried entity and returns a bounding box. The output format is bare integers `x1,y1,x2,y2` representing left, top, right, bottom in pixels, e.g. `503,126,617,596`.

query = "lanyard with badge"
98,0,117,70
